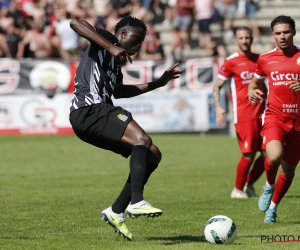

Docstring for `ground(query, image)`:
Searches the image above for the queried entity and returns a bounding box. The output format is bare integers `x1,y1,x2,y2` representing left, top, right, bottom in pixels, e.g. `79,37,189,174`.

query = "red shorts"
235,119,263,154
261,120,300,167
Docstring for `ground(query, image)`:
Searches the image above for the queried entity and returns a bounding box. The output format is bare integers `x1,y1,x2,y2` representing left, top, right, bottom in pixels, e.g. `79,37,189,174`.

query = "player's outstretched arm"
248,76,264,104
148,63,183,89
212,78,226,126
113,63,183,98
69,19,131,64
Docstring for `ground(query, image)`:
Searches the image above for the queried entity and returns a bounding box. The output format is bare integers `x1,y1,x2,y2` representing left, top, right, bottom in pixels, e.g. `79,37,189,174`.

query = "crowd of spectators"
0,0,261,61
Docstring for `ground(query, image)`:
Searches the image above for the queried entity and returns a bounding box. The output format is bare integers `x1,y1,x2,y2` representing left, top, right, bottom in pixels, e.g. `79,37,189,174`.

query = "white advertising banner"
0,94,73,135
113,90,211,132
0,91,214,135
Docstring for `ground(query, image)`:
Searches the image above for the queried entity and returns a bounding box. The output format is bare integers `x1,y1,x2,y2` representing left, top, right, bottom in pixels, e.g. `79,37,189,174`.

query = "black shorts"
70,103,133,158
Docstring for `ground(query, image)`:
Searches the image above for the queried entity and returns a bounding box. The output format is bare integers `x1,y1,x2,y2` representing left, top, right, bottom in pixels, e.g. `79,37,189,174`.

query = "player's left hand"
158,63,183,87
288,81,300,91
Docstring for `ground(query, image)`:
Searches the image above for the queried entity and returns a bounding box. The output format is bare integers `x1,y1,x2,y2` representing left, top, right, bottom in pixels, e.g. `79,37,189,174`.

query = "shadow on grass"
284,195,300,198
237,235,262,239
147,235,207,245
0,236,33,240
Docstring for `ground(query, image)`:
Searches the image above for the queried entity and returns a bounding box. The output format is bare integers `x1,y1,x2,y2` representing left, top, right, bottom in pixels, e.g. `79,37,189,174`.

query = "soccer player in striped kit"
69,16,182,239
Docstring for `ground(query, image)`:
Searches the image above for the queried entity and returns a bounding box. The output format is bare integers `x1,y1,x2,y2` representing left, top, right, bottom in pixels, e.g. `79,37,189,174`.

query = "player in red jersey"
213,26,265,199
248,15,300,223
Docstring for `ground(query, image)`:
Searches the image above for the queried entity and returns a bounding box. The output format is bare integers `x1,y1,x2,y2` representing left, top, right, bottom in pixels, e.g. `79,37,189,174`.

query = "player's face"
119,27,146,56
272,23,295,51
235,30,252,53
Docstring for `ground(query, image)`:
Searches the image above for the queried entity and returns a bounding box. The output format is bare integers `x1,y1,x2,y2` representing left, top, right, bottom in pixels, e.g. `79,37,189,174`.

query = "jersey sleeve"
94,26,119,44
254,56,267,79
218,59,232,80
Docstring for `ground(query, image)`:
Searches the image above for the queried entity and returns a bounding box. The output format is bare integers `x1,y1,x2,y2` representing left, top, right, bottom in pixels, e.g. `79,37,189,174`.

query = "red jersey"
176,0,194,16
218,52,265,124
255,46,300,130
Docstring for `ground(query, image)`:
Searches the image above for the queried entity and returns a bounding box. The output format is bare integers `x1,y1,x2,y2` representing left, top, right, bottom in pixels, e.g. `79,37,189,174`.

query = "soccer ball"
204,215,237,245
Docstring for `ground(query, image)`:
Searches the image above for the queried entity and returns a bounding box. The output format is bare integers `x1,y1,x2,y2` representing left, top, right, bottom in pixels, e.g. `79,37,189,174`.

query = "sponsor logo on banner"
29,61,71,98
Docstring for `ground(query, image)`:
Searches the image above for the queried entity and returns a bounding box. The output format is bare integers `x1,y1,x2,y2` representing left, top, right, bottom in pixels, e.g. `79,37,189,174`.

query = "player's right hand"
109,45,132,65
216,106,226,126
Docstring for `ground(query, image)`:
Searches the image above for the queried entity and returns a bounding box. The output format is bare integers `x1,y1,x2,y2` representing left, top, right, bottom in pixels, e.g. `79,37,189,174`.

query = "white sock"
234,187,243,192
266,181,275,189
269,201,277,210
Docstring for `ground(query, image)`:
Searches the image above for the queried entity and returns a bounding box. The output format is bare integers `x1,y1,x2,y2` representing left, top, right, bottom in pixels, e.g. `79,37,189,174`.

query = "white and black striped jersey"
70,27,123,113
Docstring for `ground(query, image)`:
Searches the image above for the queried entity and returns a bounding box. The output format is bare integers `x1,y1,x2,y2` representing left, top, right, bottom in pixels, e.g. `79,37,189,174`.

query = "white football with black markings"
204,215,237,245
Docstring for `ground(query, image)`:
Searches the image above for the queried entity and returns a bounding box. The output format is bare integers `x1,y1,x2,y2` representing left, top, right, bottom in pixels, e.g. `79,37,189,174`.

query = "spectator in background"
4,23,24,58
138,22,165,60
73,0,96,25
26,0,46,28
0,6,15,33
169,0,195,63
195,0,215,49
215,0,237,36
245,0,260,38
105,0,133,33
62,0,79,15
16,0,34,17
131,0,153,23
139,0,154,23
7,0,25,31
54,10,80,60
44,2,57,38
0,0,10,9
93,0,110,29
205,36,227,59
131,0,144,20
22,17,51,58
0,32,12,58
161,0,176,27
107,0,132,19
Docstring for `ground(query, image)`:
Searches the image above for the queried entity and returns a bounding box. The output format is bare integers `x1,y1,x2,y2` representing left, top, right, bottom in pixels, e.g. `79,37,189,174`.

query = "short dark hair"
271,15,295,31
234,26,252,36
114,16,147,34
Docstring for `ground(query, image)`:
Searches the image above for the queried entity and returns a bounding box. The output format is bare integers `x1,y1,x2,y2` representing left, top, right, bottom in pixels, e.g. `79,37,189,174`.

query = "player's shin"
130,145,149,204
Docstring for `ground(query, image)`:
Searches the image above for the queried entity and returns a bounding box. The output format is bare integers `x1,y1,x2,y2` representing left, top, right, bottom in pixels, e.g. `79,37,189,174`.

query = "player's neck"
238,50,252,57
277,45,295,54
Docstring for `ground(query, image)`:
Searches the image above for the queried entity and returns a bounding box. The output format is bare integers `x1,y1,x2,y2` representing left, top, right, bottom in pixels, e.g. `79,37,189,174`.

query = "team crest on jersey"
297,57,300,65
244,141,248,149
117,114,128,122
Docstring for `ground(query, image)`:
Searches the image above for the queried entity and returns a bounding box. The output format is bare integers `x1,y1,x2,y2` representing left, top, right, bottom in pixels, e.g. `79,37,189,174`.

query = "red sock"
246,156,265,185
272,173,294,205
264,158,279,185
235,156,252,190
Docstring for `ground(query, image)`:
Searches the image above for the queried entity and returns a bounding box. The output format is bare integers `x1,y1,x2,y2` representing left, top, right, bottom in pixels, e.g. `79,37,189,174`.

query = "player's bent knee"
149,144,162,164
267,155,282,166
136,135,152,147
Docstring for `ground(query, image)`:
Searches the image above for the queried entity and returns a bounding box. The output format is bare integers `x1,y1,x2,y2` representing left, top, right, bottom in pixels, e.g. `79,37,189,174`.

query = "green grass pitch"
1,134,300,250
